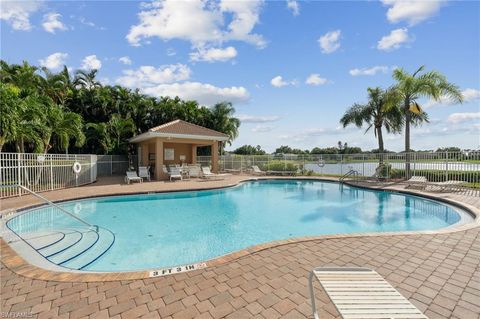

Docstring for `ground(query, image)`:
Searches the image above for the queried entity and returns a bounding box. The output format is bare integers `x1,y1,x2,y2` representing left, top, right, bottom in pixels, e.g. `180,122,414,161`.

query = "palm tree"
207,102,241,146
0,83,20,151
106,114,136,154
85,122,111,154
41,104,85,153
340,87,403,164
74,69,101,90
12,95,44,153
390,66,463,177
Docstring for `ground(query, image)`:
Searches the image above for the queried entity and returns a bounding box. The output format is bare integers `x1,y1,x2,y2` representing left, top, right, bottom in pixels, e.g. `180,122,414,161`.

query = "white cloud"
237,115,281,123
305,74,328,86
190,46,237,62
286,0,299,16
79,16,95,27
252,125,274,133
39,52,68,70
424,88,480,108
462,88,480,102
271,75,296,88
382,0,445,26
126,0,265,48
142,82,250,106
0,0,42,31
447,112,480,124
81,55,102,70
349,66,390,76
116,64,191,88
116,63,248,105
42,12,67,33
166,48,176,56
318,30,341,54
377,28,411,51
119,56,132,65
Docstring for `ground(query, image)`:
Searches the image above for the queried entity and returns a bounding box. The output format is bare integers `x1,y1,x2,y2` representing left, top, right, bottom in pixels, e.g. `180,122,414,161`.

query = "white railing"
199,150,480,186
0,153,97,198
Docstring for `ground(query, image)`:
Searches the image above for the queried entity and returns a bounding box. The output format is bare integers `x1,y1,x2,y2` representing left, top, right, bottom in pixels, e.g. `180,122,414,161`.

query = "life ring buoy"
317,160,325,168
72,162,82,174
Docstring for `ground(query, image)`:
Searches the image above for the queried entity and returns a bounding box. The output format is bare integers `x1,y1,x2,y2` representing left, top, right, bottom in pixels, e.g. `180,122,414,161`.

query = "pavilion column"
191,145,197,164
141,143,149,166
155,138,164,180
211,142,219,173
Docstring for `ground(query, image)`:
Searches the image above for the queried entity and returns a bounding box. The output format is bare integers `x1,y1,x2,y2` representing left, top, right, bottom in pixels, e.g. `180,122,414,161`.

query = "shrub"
266,160,298,172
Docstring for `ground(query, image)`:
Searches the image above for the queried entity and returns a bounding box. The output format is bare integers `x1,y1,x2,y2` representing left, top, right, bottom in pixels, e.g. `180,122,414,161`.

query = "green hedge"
390,169,480,183
265,160,298,172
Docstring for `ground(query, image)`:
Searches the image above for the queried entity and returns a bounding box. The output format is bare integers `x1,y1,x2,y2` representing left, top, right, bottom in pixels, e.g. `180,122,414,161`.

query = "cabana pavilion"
129,120,229,180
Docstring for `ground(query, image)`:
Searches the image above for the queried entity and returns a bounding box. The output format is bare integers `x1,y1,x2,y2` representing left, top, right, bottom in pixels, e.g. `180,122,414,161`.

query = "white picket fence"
0,153,97,198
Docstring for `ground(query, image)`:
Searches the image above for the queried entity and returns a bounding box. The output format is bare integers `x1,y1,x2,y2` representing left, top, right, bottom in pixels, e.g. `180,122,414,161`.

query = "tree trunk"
377,126,384,164
404,99,411,179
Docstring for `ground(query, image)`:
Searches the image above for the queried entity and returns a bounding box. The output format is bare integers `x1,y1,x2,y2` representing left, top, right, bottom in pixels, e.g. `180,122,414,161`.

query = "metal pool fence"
0,153,97,198
2,151,478,199
97,155,137,176
199,150,480,185
0,153,137,199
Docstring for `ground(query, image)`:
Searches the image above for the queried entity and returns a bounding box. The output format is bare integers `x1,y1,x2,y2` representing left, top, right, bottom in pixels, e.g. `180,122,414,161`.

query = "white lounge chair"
251,165,266,175
405,176,427,189
138,166,150,181
163,165,182,181
431,180,464,192
125,171,143,184
187,165,202,178
201,167,231,180
309,267,427,319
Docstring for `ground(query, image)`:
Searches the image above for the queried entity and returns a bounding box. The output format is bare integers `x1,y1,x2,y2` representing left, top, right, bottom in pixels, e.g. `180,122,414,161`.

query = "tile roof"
148,120,229,138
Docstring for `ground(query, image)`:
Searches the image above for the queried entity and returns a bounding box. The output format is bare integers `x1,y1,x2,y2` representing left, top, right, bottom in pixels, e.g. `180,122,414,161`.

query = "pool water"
8,180,469,271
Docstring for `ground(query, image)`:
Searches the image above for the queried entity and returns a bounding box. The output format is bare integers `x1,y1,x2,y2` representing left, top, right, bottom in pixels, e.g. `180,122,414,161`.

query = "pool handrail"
2,184,98,233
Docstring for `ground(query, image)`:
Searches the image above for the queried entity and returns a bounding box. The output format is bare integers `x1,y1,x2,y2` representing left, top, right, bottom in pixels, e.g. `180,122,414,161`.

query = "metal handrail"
2,184,98,232
339,169,360,183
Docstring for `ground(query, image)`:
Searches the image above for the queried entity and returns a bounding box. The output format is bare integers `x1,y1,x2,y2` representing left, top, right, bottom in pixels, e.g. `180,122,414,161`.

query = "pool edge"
2,176,479,282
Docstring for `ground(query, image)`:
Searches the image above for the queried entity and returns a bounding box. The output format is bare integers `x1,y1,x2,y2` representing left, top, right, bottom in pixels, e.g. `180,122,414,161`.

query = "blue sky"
1,0,479,152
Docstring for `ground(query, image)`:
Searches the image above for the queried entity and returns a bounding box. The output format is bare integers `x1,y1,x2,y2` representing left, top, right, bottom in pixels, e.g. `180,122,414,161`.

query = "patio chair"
125,171,143,184
201,167,231,180
405,176,427,190
161,165,182,181
251,165,266,175
138,166,151,181
430,180,464,192
309,267,427,319
187,165,202,178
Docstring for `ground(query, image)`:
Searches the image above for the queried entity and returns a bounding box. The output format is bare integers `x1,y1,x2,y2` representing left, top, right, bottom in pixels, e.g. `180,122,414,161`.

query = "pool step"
48,230,99,265
38,230,83,256
61,228,115,270
22,231,65,250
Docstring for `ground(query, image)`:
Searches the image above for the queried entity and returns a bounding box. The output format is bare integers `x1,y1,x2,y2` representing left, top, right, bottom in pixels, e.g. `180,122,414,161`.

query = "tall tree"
0,83,21,151
207,102,240,146
340,87,403,162
41,104,85,153
390,66,463,177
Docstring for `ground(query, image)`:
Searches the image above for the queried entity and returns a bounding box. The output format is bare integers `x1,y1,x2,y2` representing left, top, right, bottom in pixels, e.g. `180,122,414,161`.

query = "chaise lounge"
125,171,143,184
309,267,427,319
201,167,231,180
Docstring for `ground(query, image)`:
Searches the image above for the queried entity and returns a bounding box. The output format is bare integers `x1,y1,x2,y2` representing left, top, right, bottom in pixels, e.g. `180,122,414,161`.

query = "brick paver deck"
1,177,479,319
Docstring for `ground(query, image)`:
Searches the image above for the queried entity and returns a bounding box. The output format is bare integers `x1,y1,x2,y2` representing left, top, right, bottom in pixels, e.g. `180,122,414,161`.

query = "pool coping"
1,176,479,282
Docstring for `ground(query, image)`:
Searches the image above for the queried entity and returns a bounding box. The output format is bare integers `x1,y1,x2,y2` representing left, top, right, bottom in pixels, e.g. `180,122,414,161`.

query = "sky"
1,0,479,152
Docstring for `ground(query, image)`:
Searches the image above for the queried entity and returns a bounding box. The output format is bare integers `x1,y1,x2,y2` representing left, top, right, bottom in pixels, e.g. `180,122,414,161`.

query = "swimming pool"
7,180,472,272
